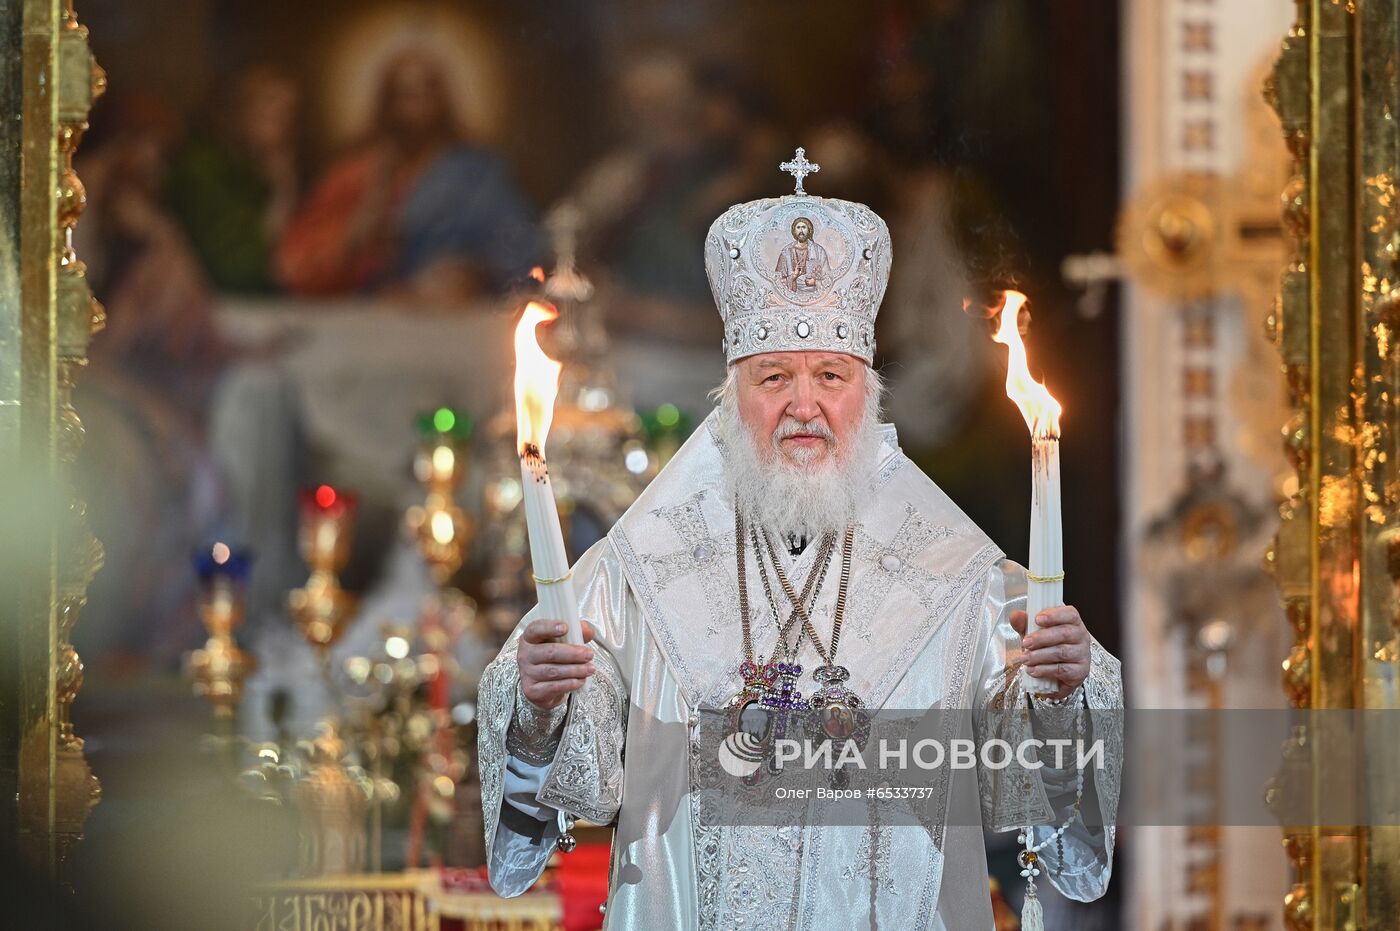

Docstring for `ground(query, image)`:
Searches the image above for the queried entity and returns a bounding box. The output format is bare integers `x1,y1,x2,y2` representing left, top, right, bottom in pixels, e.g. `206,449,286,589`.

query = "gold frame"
1268,0,1400,926
2,0,103,888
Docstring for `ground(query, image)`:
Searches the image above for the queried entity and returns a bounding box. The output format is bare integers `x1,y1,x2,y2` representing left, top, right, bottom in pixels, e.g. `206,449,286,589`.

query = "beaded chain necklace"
726,502,865,732
727,507,835,716
759,523,863,716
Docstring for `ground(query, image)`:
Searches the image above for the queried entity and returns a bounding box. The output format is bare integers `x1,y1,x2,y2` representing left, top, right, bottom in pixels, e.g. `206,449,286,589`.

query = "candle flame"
513,301,563,457
991,291,1062,438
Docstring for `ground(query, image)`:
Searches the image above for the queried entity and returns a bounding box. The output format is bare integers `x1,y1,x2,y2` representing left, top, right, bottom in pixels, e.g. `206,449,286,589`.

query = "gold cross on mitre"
780,147,820,195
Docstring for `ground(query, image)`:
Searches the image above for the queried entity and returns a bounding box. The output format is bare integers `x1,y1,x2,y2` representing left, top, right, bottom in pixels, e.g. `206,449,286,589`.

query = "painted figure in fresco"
774,216,830,294
277,52,542,303
165,66,302,294
71,90,232,669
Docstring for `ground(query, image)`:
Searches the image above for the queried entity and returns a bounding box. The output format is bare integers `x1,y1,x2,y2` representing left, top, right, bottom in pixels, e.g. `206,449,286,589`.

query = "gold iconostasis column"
1268,0,1400,927
1,0,105,890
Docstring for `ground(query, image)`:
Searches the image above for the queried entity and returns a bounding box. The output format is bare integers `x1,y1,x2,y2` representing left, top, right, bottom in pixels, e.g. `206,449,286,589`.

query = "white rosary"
1016,687,1086,931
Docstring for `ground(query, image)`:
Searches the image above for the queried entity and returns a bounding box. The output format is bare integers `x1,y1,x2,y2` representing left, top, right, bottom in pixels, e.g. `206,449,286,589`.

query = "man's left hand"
1010,605,1091,700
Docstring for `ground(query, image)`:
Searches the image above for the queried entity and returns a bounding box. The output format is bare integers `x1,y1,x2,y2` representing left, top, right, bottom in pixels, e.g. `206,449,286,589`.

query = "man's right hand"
518,619,598,710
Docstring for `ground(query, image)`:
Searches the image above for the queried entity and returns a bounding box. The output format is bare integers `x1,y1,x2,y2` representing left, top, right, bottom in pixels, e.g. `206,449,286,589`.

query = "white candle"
992,291,1064,696
514,302,584,646
520,447,583,645
1025,434,1062,695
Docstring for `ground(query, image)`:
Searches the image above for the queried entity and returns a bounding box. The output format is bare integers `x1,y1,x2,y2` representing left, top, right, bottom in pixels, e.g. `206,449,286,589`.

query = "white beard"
714,373,883,543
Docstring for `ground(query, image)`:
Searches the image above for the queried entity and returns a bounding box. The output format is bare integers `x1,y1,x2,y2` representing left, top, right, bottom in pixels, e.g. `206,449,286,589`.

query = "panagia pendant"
808,665,866,740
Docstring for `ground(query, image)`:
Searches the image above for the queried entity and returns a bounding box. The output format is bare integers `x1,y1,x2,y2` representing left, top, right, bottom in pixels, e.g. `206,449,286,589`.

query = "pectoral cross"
759,662,807,712
780,147,820,195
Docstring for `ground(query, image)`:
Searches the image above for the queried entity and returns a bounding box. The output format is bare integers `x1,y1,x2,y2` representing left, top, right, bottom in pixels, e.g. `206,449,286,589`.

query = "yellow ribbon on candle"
532,569,574,585
1026,571,1066,583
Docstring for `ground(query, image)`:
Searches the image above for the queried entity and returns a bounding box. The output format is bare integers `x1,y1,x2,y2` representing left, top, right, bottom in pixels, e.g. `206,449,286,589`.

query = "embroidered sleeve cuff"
1032,685,1085,707
507,684,567,766
1028,684,1084,737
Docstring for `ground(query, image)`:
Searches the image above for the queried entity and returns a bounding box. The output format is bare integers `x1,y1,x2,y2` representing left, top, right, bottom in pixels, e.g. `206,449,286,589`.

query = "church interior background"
5,0,1398,928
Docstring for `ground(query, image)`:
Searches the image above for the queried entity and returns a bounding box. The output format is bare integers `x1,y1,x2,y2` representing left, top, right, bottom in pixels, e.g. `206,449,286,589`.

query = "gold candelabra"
188,543,256,720
289,485,360,652
476,219,656,642
294,720,370,876
406,408,475,585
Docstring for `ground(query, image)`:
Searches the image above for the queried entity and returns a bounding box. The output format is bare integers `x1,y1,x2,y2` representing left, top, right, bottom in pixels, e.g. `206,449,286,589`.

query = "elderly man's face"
735,352,867,467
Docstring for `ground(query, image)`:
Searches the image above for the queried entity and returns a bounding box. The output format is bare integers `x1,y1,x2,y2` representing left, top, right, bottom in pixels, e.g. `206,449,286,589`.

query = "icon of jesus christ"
774,216,831,294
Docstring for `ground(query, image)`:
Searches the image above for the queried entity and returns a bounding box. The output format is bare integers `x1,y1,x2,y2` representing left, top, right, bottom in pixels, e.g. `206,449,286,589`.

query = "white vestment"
478,415,1122,929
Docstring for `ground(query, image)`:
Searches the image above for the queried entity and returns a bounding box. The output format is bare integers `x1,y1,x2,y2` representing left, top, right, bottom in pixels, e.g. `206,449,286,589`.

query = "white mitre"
705,148,892,365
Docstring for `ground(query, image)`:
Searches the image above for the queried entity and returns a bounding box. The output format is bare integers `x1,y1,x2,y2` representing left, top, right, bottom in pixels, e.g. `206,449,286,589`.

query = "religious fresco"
63,0,1119,666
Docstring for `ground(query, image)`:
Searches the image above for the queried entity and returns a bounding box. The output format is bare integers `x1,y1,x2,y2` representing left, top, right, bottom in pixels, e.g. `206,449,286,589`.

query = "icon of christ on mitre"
478,149,1122,929
775,215,831,295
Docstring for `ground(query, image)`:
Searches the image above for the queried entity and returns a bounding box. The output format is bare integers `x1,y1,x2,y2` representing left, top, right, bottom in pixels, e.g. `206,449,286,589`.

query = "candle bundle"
993,291,1063,696
513,302,584,646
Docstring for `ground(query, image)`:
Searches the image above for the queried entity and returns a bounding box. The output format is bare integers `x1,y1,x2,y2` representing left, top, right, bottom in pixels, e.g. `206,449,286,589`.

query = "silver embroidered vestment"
477,415,1121,929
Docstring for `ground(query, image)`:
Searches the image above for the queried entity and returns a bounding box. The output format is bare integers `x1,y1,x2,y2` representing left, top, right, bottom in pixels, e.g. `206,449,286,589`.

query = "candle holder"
188,544,256,720
474,224,652,644
406,408,475,585
408,593,476,868
289,485,360,652
337,591,477,871
294,720,370,876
